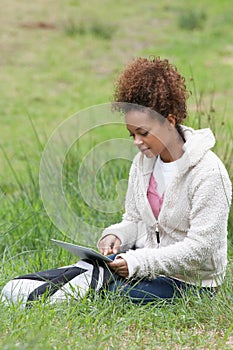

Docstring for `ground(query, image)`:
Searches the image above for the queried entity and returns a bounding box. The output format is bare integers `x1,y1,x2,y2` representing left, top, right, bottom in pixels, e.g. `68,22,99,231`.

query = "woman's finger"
108,258,129,277
98,235,121,255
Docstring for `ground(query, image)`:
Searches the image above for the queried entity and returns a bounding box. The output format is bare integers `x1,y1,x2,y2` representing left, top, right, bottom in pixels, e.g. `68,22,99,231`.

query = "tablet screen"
51,239,112,262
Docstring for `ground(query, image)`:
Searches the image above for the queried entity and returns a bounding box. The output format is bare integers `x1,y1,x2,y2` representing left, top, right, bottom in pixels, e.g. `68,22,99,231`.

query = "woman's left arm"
118,170,232,280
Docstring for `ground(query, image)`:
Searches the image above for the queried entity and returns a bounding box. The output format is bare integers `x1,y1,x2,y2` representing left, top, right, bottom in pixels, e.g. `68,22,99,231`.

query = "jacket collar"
139,153,156,175
177,126,215,176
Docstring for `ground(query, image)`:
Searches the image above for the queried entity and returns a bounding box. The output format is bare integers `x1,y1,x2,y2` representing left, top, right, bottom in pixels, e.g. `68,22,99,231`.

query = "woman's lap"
107,275,217,304
106,256,215,303
108,275,189,304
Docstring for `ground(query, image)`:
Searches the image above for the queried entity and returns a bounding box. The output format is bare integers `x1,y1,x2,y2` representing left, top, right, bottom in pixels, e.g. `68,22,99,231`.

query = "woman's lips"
140,147,150,153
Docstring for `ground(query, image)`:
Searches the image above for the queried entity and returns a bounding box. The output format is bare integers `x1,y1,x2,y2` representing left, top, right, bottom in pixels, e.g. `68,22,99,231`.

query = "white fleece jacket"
100,127,232,287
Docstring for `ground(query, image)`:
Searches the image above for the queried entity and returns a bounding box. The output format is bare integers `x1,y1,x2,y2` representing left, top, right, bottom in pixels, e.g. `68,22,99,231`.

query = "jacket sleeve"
119,169,232,281
98,154,142,252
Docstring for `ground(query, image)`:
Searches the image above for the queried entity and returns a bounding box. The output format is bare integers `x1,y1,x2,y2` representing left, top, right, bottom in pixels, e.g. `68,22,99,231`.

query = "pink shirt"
147,174,164,219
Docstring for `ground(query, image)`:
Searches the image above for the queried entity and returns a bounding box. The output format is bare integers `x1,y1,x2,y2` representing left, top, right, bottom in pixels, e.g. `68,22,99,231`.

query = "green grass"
0,0,233,349
1,285,233,350
1,0,233,184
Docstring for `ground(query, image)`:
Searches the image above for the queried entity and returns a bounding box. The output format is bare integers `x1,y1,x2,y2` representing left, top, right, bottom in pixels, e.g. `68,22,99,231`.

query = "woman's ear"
167,114,176,127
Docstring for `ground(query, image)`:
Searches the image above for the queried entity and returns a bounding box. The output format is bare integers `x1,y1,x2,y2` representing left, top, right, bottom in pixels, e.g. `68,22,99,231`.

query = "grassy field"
0,0,233,349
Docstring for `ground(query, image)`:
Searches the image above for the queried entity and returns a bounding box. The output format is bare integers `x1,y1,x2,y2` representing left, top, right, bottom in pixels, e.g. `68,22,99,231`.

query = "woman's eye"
129,131,148,138
141,131,149,137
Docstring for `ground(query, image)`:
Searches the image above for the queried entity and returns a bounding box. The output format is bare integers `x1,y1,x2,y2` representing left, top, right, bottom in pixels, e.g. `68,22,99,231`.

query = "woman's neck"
160,134,185,163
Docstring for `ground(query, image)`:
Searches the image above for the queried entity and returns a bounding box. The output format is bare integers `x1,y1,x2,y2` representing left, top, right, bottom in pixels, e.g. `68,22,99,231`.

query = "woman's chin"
142,150,155,158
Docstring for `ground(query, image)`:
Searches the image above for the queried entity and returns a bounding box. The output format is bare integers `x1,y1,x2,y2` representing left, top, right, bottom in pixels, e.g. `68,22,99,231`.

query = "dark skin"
98,111,185,278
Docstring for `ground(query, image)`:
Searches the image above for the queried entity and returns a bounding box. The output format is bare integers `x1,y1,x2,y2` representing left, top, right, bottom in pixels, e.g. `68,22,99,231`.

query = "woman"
98,57,232,302
2,57,232,306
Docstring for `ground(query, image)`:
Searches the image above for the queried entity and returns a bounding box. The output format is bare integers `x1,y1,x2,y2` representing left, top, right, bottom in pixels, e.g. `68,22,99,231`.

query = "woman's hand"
98,234,121,256
108,257,129,278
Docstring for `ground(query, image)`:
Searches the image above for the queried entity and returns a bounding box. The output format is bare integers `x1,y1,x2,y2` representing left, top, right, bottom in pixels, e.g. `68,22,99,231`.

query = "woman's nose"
133,135,143,146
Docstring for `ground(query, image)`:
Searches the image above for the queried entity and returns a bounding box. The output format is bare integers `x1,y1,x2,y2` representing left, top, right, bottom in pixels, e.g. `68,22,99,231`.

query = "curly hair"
113,57,189,125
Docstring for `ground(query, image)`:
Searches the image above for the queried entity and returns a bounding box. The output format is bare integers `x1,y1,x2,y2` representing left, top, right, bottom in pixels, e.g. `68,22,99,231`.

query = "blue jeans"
106,255,215,304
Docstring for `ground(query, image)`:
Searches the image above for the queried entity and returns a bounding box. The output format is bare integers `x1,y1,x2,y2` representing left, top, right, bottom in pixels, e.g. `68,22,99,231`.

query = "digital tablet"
51,239,112,262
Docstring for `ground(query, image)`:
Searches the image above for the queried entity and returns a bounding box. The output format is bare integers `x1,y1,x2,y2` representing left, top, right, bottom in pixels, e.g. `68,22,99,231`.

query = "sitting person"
1,57,232,306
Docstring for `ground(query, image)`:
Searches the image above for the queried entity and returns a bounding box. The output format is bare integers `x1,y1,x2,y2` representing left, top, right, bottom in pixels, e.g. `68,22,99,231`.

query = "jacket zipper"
155,222,160,247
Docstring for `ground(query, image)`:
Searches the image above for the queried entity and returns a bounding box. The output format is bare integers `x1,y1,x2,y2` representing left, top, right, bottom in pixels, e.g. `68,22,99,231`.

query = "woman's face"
126,110,173,161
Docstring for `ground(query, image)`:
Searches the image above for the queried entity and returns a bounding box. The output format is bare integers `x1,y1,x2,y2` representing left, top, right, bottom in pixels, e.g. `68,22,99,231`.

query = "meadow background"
0,0,233,349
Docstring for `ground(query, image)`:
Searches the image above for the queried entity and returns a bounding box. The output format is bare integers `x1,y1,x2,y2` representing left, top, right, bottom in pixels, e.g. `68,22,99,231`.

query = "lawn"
0,0,232,349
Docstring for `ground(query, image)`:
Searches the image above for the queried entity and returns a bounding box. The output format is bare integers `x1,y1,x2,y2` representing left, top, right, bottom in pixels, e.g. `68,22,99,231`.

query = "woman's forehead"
126,110,150,122
125,110,159,128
